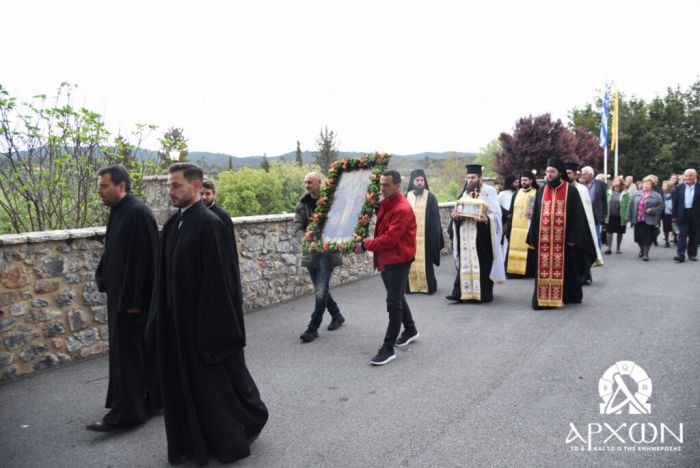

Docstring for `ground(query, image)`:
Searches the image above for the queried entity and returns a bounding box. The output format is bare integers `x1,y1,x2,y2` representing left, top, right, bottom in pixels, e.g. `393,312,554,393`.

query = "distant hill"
162,150,477,168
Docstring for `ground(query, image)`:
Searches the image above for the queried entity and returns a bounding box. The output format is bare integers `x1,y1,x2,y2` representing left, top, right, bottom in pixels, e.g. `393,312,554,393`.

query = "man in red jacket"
355,170,419,365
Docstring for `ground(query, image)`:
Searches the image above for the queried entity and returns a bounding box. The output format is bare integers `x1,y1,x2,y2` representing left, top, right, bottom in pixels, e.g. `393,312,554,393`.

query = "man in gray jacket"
294,172,345,342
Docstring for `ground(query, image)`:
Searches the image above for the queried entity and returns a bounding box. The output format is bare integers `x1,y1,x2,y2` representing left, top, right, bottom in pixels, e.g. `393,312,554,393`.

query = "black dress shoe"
674,256,685,263
689,256,698,262
445,294,463,303
86,420,121,432
327,316,345,331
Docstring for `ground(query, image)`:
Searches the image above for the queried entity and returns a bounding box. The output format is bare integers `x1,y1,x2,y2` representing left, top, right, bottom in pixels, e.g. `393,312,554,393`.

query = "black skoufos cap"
465,164,483,175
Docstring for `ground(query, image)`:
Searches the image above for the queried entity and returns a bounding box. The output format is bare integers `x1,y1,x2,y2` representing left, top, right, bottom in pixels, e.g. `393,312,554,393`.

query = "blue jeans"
307,261,341,330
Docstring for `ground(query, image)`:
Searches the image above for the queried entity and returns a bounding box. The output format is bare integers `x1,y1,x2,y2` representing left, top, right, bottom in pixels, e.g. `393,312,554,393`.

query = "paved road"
1,235,699,467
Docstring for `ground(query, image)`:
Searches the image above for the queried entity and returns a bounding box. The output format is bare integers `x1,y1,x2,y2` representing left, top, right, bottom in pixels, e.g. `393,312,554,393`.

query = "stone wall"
0,204,455,380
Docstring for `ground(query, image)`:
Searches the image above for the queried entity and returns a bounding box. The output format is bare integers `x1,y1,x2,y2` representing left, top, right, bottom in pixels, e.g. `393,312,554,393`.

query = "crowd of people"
88,161,698,466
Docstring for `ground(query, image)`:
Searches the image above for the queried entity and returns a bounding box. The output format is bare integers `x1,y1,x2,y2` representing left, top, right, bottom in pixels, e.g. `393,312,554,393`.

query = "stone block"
43,321,65,337
31,299,49,308
4,332,38,351
35,280,61,293
80,342,108,357
54,289,76,307
33,354,60,371
9,302,28,317
38,309,63,322
91,305,108,324
83,282,106,306
19,343,50,362
67,309,89,331
1,263,33,289
0,319,16,333
42,256,67,276
0,292,18,307
245,235,263,251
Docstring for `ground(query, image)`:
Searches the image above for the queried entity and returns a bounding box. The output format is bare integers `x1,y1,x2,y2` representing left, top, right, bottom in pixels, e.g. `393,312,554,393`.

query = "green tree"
295,140,303,167
216,162,320,216
0,83,158,234
315,126,339,173
260,153,270,172
158,126,188,167
472,139,501,178
568,80,700,179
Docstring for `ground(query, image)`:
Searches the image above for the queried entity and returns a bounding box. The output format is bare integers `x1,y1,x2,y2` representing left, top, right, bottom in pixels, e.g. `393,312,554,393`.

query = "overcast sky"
3,0,699,157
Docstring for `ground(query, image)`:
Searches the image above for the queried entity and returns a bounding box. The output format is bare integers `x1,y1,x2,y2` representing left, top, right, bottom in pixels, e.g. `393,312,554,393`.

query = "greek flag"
599,90,608,149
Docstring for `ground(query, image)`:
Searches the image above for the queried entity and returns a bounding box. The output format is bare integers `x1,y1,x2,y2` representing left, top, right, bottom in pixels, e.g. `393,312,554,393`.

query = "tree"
260,153,270,172
568,80,700,179
216,162,320,216
572,127,602,172
472,139,501,178
158,126,188,167
295,140,303,167
494,114,577,178
0,83,158,234
315,126,339,173
228,155,233,171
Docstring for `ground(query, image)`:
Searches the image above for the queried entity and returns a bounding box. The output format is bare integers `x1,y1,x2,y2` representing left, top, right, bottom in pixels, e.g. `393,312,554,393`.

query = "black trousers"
677,209,698,258
380,264,417,349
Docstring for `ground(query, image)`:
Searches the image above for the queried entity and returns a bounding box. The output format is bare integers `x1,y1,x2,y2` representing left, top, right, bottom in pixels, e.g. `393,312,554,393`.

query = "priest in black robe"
527,158,596,310
446,164,505,304
89,165,160,432
406,169,444,294
149,163,268,466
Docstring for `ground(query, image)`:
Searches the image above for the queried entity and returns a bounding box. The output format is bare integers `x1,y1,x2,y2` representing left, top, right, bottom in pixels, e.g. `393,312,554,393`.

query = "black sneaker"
370,346,395,366
327,315,345,331
299,329,319,342
395,331,420,348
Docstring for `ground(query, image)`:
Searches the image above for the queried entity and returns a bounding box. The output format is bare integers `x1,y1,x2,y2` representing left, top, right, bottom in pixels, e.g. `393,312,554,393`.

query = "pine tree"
260,153,271,172
315,126,339,173
295,140,303,167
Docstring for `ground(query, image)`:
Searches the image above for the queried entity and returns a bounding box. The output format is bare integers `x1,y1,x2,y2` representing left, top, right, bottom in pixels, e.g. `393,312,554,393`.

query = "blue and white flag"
599,90,608,149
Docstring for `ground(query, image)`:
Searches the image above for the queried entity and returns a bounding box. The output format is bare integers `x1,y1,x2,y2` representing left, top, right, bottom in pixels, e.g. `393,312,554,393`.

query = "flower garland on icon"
302,152,391,253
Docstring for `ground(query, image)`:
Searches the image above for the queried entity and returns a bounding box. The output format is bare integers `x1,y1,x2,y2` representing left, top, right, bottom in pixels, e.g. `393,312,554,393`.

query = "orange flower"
322,242,330,250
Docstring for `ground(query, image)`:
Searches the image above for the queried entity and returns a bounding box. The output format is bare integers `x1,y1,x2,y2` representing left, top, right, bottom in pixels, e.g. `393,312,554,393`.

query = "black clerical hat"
465,164,483,175
520,170,536,180
564,162,580,172
546,158,569,182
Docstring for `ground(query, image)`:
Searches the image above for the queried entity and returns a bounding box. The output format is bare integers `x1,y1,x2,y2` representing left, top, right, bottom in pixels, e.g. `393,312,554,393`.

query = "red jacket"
364,191,417,271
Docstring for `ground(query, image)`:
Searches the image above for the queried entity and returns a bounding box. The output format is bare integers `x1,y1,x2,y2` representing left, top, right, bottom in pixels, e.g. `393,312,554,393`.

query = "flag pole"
604,147,608,180
613,91,619,178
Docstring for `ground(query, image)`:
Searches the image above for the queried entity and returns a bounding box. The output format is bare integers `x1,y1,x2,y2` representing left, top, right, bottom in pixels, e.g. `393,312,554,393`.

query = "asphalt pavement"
1,234,698,467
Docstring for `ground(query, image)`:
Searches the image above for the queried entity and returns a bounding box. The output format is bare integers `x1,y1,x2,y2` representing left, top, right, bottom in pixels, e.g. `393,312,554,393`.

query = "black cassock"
526,183,596,310
149,201,268,466
448,218,494,303
95,194,160,426
504,191,537,279
209,202,244,312
408,191,445,294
